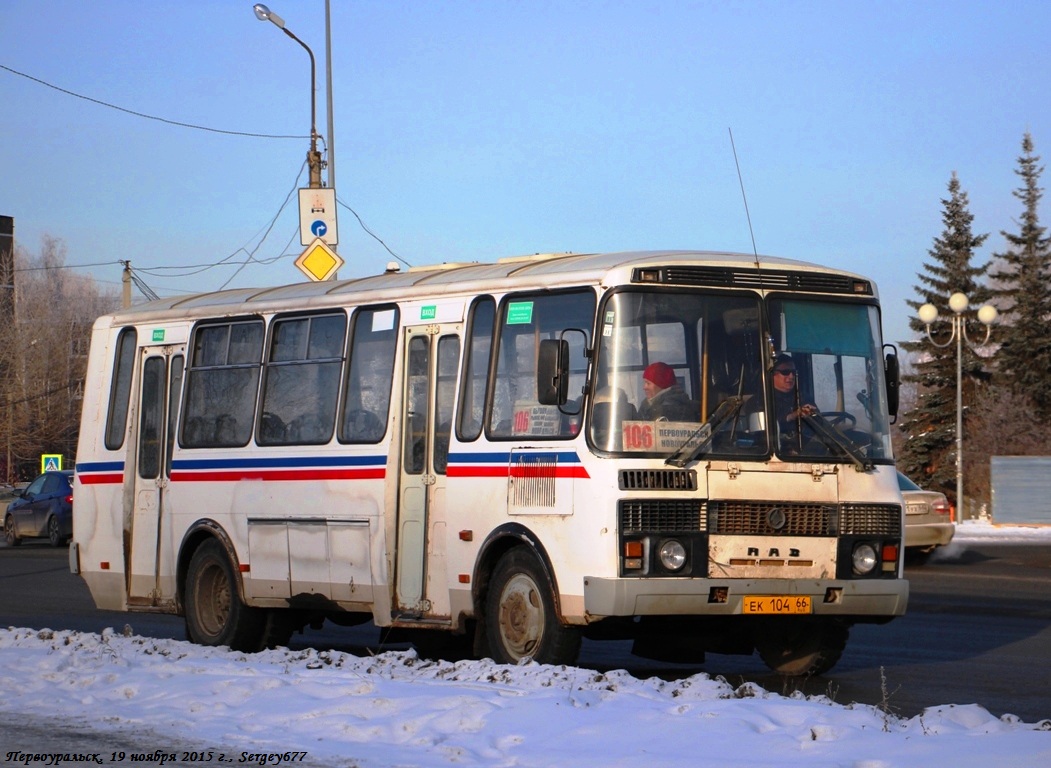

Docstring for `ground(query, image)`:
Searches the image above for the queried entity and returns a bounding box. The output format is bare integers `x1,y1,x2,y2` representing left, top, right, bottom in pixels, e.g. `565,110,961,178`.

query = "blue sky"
2,0,1050,346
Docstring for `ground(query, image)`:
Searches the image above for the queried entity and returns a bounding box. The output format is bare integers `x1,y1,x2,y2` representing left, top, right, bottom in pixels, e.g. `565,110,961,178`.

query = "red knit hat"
643,362,676,389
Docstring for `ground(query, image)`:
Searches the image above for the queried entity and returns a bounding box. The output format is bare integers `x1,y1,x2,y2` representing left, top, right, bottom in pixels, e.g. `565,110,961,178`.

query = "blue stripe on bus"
172,455,386,471
76,461,125,473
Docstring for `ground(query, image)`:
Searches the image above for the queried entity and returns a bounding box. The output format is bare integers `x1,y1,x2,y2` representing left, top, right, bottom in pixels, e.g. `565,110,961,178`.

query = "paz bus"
71,250,907,676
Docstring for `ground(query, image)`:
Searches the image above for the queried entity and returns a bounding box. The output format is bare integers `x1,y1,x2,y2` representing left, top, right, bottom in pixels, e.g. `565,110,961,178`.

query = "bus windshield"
589,290,894,464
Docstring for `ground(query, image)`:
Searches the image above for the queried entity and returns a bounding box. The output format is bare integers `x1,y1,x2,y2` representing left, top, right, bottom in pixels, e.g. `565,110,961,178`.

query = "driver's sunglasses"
774,368,796,376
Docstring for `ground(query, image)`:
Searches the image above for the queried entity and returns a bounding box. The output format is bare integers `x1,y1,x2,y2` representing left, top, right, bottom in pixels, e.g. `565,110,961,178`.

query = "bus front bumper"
582,576,909,620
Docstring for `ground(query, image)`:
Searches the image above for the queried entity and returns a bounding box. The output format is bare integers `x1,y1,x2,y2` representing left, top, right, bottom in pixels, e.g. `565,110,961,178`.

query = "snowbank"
0,627,1047,767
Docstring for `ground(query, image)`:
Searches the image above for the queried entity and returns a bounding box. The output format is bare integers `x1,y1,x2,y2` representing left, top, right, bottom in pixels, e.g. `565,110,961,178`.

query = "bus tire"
485,547,581,666
184,539,265,652
755,618,849,677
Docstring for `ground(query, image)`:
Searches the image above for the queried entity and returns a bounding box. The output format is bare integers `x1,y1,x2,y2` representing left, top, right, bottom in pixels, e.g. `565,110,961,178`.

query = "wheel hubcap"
498,573,544,659
197,562,231,637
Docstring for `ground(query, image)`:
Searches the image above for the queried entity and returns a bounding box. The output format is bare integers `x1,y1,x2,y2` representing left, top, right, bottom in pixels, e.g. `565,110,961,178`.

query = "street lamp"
918,292,998,521
253,4,323,189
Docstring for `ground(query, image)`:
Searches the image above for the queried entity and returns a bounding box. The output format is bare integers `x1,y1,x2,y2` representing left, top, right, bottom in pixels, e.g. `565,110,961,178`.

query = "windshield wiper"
665,396,743,468
801,414,873,472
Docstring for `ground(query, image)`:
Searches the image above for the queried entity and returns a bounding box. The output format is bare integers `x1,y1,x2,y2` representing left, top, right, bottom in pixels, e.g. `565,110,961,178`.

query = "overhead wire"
13,260,122,274
337,197,412,268
118,260,160,301
134,161,308,282
1,64,306,140
5,65,411,285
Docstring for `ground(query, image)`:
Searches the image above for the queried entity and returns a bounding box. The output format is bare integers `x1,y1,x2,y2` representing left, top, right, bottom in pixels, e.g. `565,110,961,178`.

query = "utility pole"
0,215,13,325
122,261,132,309
1,216,15,483
6,392,12,484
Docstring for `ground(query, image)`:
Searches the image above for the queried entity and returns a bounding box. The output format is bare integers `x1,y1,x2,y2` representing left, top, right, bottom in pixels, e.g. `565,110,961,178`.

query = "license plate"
742,595,812,614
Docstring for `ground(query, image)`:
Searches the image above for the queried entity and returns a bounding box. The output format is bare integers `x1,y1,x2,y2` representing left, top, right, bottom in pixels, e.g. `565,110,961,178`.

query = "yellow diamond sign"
295,237,344,282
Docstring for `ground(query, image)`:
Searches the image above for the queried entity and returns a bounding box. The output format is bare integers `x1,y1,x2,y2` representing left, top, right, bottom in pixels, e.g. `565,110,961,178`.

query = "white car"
898,471,954,561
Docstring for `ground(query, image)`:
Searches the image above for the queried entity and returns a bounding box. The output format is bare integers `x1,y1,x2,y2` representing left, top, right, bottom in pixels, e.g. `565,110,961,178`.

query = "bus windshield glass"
589,290,894,464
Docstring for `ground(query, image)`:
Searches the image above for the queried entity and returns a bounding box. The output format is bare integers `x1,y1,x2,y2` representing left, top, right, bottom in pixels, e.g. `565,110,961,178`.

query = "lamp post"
917,293,997,521
253,4,323,189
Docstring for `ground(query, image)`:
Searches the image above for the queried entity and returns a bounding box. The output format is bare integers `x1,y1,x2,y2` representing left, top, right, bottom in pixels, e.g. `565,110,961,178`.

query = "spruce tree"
989,132,1051,417
899,173,990,503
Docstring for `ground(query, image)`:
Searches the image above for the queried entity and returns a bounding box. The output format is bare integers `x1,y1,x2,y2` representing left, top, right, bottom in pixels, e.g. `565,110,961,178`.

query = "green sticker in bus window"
507,301,534,325
421,305,437,320
152,329,165,342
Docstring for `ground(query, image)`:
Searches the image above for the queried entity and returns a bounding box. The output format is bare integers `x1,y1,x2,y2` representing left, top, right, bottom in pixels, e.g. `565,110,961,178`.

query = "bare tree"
1,235,118,481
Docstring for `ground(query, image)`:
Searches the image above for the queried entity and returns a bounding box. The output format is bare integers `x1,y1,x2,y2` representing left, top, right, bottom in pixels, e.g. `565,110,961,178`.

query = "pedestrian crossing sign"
42,454,62,473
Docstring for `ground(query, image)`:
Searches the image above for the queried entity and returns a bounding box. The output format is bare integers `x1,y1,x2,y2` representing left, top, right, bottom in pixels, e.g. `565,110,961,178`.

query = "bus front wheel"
485,547,581,666
185,539,265,652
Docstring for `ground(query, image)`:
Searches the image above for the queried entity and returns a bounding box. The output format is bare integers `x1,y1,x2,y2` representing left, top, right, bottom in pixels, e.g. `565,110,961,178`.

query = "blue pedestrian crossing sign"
41,454,63,473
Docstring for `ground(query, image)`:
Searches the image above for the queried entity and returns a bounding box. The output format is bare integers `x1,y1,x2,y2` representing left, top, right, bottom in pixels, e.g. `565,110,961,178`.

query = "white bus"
71,250,907,676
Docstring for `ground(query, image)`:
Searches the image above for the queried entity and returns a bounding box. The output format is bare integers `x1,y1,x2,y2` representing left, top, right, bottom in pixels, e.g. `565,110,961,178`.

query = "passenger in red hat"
638,362,696,421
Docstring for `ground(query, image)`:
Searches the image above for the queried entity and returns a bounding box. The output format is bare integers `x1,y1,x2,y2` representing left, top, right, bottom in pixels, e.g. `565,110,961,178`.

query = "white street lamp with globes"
917,292,997,521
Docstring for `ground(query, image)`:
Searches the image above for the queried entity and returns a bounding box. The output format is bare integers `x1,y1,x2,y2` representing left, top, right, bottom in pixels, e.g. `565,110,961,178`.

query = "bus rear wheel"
755,618,849,677
185,539,265,652
485,547,580,666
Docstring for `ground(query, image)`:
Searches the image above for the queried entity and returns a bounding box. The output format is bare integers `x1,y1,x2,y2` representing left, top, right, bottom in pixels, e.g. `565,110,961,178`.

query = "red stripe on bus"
446,466,507,478
170,468,386,482
78,474,125,485
447,466,589,479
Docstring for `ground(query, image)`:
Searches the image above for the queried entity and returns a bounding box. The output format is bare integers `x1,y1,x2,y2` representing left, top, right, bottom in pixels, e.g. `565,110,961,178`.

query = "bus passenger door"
128,346,184,606
395,325,461,618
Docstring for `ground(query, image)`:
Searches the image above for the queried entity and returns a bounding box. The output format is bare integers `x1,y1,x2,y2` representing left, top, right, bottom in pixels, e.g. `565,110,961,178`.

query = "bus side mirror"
884,345,899,420
537,338,570,405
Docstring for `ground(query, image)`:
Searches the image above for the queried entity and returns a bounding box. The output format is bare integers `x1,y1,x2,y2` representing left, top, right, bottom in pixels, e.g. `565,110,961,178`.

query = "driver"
771,354,817,437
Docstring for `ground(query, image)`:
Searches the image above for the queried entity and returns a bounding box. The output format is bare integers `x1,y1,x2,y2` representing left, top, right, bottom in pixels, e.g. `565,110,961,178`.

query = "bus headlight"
852,543,878,575
659,539,687,572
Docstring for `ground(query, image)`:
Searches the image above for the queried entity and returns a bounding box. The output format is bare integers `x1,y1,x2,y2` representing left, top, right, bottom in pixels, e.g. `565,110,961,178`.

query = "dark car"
3,470,74,547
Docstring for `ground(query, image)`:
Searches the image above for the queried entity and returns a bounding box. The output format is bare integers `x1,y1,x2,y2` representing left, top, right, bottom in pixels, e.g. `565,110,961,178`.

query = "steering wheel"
818,410,856,429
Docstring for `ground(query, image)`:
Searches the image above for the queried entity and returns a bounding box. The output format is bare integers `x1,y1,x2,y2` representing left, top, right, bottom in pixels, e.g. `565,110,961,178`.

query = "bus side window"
104,328,137,450
434,335,461,473
181,319,263,449
258,312,346,446
488,290,594,440
457,297,495,442
339,306,398,444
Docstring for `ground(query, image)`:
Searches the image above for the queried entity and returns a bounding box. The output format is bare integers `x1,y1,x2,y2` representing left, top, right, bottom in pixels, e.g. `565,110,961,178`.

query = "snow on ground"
1,521,1048,768
930,518,1051,563
952,518,1051,542
1,628,1048,768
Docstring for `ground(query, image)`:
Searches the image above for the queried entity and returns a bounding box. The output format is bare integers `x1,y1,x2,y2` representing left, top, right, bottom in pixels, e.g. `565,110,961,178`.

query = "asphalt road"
1,538,1049,724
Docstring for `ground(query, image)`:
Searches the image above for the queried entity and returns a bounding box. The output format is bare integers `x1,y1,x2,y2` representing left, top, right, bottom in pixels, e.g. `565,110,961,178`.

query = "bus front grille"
618,468,697,491
707,500,836,536
619,499,706,532
839,504,902,536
